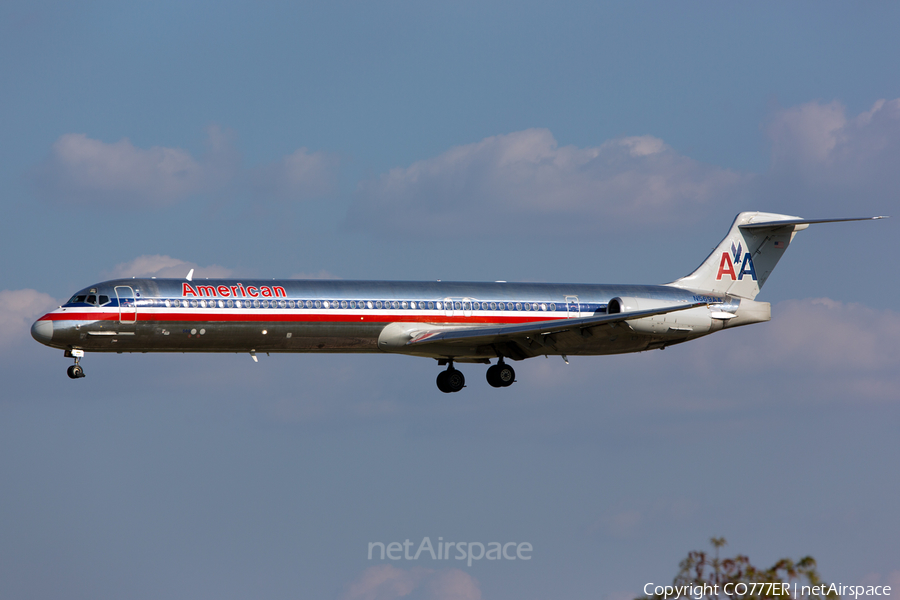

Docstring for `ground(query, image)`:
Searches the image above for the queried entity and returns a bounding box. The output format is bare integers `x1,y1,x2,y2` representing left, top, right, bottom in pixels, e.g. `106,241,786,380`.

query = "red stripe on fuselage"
40,311,565,325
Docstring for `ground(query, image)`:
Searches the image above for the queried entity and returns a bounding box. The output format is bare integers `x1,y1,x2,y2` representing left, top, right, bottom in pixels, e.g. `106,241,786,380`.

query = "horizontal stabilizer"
740,216,887,229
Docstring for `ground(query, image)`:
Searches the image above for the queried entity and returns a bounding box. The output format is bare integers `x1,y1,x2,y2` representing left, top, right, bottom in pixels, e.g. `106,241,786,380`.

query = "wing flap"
406,301,709,350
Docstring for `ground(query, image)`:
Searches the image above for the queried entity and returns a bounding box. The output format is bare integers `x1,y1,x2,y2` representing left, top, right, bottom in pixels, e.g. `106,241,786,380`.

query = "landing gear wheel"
437,370,451,393
445,369,465,392
487,362,515,388
436,368,465,393
486,365,502,387
67,364,84,379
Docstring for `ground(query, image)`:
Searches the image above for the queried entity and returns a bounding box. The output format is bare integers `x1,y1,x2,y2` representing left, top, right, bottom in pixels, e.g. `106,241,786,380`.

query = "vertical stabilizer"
667,212,805,299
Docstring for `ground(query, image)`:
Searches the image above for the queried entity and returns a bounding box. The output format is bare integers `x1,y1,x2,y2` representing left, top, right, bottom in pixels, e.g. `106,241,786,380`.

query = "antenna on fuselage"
186,269,194,281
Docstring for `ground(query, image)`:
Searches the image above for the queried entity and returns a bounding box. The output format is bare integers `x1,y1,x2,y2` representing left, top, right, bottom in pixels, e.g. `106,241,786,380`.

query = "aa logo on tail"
716,241,757,281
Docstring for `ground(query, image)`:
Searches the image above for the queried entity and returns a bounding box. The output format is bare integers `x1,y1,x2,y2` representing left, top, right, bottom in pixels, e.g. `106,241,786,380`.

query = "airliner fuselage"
33,278,741,358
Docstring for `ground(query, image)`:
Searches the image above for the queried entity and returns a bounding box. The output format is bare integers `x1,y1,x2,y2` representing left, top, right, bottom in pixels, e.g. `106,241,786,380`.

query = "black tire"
486,365,503,388
436,370,452,393
445,369,465,392
67,365,78,379
498,364,515,387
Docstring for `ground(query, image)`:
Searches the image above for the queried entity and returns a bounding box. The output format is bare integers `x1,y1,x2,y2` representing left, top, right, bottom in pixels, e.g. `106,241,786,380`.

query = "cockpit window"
98,295,110,305
86,295,97,304
69,295,87,304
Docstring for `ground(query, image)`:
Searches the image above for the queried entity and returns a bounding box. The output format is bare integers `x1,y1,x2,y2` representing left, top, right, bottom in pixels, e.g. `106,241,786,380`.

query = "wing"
402,301,709,360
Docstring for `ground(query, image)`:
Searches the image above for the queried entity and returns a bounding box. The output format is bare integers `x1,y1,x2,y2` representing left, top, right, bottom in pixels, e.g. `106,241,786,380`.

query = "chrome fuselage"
31,278,758,361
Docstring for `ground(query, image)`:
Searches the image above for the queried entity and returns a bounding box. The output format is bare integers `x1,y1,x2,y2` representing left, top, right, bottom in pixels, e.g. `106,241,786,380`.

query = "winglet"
186,269,194,282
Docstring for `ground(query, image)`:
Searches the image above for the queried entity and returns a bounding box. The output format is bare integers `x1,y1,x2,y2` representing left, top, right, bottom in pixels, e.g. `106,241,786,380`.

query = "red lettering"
247,286,259,297
238,284,246,297
182,283,198,297
716,253,736,280
231,286,240,297
197,285,216,297
273,286,286,298
261,286,273,298
217,285,231,297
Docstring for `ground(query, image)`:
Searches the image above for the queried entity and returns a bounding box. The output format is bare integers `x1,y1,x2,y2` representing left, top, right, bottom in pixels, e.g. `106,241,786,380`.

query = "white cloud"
595,498,697,539
33,133,210,205
423,569,482,600
655,298,900,404
766,98,900,209
251,147,338,199
103,255,235,279
751,298,900,373
33,126,337,206
0,289,58,350
340,565,480,600
349,128,748,236
859,571,900,589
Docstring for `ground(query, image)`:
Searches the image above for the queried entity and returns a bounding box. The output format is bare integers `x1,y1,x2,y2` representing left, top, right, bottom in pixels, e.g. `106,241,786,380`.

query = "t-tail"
667,211,887,300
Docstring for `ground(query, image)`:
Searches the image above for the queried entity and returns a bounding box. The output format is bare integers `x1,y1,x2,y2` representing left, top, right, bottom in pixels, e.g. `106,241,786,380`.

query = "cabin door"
115,286,137,332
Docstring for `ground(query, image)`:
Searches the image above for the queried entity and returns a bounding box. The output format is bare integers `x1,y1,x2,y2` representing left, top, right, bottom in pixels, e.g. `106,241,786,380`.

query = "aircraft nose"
31,318,53,344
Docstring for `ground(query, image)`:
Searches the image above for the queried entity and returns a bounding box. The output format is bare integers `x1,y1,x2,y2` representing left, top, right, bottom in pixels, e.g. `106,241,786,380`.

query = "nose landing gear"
66,349,86,379
436,361,465,393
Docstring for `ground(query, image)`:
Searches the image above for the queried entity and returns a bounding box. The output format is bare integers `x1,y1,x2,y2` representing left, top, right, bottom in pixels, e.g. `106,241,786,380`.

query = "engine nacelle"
607,296,714,335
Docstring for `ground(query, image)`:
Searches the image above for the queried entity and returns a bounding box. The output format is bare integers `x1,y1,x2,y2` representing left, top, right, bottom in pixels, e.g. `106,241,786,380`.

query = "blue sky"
2,2,899,599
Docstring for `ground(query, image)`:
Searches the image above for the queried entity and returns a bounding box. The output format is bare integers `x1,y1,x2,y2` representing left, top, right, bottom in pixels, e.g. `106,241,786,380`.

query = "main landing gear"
436,361,466,393
486,359,515,388
435,359,516,392
66,349,86,379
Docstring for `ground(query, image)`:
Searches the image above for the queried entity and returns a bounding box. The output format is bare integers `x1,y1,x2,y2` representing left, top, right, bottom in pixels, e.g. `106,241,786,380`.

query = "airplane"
31,211,885,392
